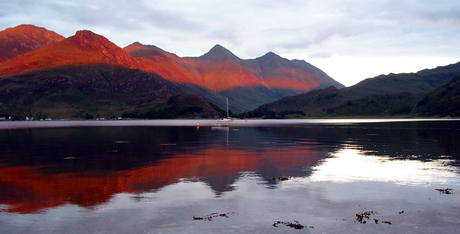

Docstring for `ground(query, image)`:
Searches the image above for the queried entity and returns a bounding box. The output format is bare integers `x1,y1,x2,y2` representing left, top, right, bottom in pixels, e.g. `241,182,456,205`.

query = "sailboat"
218,97,233,122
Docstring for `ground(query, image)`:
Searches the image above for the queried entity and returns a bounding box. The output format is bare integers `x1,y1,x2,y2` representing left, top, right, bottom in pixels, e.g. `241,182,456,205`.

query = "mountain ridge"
1,24,460,118
126,42,344,92
244,61,460,118
0,30,149,77
198,44,242,62
123,40,343,111
0,24,65,63
0,24,339,115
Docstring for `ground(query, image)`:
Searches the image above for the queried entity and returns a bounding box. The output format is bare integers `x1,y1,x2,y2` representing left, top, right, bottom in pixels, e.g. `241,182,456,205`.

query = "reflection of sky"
310,149,459,185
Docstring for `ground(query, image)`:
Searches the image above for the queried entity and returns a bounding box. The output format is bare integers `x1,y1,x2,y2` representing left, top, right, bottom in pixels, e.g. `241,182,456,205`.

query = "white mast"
226,97,229,117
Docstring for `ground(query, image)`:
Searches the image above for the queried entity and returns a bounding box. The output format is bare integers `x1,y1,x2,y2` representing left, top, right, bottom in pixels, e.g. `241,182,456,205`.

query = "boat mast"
226,97,229,117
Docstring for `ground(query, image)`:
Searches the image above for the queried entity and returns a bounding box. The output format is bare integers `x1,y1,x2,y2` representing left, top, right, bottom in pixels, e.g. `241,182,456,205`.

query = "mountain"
0,24,65,63
0,65,221,120
342,62,460,99
248,86,350,117
0,30,220,119
126,42,344,111
190,44,266,92
327,74,460,117
124,42,202,84
0,24,344,114
413,75,460,117
199,44,242,62
189,44,344,92
245,61,460,117
0,30,149,77
248,52,339,91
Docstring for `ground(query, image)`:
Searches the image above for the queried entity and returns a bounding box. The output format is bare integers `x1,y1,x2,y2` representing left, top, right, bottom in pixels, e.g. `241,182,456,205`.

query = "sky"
1,0,460,86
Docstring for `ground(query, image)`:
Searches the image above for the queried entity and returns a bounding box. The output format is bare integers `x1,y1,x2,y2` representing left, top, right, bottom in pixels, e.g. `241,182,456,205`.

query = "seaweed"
193,212,231,221
272,220,313,230
355,211,392,225
272,176,291,181
435,188,454,194
355,211,378,224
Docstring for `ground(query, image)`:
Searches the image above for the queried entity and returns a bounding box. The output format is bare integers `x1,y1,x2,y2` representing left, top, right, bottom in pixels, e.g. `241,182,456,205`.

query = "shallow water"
0,119,459,233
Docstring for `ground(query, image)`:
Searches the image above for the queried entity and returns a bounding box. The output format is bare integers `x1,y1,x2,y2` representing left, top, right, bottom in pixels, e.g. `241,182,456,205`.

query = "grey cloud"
272,39,312,53
206,27,240,44
309,51,332,59
35,0,205,34
144,11,204,32
259,27,312,48
47,1,145,31
404,1,460,22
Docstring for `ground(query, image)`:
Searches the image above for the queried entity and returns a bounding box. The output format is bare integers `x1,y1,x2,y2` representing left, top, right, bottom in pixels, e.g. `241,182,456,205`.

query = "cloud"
309,51,332,59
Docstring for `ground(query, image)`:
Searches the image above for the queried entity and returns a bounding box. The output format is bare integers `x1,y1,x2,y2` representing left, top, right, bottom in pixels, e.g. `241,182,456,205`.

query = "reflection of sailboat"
211,123,230,146
218,97,233,122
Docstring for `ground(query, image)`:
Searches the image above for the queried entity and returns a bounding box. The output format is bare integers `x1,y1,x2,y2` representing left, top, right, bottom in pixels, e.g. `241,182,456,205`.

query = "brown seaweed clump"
435,188,454,194
193,212,231,221
355,211,379,224
273,220,314,230
272,176,291,181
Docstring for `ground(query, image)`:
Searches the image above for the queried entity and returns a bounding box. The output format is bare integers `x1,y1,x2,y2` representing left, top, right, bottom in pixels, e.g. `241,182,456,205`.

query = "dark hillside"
343,62,460,99
0,65,219,120
244,86,349,117
243,61,460,118
326,92,419,116
413,76,460,117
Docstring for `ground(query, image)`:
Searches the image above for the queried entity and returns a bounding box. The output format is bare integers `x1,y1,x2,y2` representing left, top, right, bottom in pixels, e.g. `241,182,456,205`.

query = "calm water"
0,119,459,233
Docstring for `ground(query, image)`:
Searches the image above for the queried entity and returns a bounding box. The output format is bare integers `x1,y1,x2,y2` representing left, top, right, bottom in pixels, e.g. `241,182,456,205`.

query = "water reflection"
1,120,459,233
0,126,325,213
311,148,458,185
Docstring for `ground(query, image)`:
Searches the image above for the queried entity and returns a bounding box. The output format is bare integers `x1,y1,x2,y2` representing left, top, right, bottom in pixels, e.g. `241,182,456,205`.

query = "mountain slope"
189,45,345,92
124,42,202,84
245,61,460,117
250,86,350,117
0,30,220,119
0,24,65,63
413,75,460,117
199,44,242,63
0,25,345,113
249,52,340,91
0,30,149,77
0,65,219,119
342,62,460,99
126,43,344,111
325,74,460,117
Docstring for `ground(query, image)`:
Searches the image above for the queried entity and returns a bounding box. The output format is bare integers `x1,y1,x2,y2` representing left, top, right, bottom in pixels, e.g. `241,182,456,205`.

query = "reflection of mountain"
0,143,322,213
1,121,459,213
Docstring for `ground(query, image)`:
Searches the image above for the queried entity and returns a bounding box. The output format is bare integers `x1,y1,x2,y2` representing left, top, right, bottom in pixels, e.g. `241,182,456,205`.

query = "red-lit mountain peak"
0,30,148,77
199,44,241,63
66,30,147,68
251,51,343,90
184,44,266,91
125,42,168,59
0,24,65,63
124,42,203,84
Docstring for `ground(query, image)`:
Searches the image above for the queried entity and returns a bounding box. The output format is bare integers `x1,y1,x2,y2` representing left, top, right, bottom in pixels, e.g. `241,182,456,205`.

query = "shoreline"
1,118,459,130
